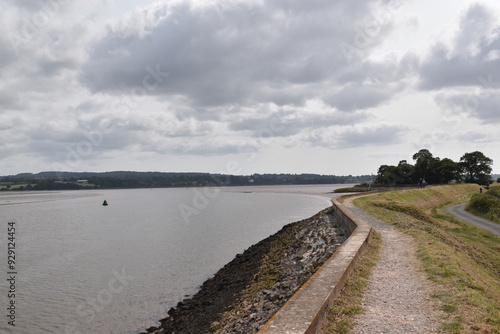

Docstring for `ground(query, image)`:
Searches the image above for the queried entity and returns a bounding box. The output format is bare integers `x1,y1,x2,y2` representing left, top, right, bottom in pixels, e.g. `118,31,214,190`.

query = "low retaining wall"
258,198,373,334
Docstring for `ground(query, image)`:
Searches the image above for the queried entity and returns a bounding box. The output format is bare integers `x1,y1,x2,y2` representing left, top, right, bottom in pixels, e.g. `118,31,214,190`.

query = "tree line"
375,149,494,186
0,172,374,191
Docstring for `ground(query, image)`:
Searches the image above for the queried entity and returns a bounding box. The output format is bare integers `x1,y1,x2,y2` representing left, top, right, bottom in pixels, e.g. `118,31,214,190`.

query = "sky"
0,0,499,176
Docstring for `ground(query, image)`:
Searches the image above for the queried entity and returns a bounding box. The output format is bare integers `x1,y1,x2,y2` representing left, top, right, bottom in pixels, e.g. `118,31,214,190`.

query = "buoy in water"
102,200,108,206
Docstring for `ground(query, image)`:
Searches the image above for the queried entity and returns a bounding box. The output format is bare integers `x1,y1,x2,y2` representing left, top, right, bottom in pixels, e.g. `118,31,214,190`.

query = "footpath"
343,197,440,334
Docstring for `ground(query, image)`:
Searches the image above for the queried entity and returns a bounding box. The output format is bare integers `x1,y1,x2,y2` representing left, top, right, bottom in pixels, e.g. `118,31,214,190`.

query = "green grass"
353,184,500,334
466,186,500,224
0,184,36,190
319,231,382,334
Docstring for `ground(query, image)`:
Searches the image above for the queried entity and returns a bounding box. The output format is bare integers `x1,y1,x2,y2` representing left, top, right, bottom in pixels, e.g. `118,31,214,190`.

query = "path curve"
343,196,439,334
446,203,500,236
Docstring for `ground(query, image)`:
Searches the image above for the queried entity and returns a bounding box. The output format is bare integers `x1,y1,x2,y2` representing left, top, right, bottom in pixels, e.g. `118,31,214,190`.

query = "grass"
466,185,500,224
319,230,382,334
353,184,500,334
0,184,36,190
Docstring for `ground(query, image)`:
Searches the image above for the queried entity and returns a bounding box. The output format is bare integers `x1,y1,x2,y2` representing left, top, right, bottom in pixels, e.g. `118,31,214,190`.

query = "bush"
467,194,499,212
466,192,500,224
486,186,500,200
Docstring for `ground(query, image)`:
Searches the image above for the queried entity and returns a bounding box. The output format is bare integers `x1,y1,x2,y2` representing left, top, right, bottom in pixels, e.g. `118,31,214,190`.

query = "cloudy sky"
1,0,499,176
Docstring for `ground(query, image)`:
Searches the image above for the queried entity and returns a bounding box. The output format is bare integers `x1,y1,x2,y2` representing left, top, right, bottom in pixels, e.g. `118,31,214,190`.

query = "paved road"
446,203,500,236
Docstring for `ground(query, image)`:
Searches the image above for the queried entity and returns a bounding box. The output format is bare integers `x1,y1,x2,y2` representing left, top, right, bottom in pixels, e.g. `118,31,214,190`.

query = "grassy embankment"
466,185,500,224
340,184,499,334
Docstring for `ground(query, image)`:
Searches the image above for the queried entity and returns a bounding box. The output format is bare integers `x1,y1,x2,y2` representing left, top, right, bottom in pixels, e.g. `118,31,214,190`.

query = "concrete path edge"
258,197,373,334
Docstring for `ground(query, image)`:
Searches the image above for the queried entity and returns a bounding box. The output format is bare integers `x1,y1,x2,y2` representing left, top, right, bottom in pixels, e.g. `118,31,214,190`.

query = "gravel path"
343,197,440,334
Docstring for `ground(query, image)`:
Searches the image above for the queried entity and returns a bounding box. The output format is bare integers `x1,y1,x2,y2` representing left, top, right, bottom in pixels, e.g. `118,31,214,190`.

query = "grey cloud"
457,131,491,143
306,123,408,149
229,107,369,138
80,0,398,110
418,3,500,90
3,0,82,13
169,141,247,156
36,57,77,76
454,4,495,55
435,90,500,123
336,124,407,148
3,0,43,11
0,91,24,110
418,45,499,89
324,83,390,111
0,34,16,69
5,0,475,174
23,105,228,163
470,94,500,123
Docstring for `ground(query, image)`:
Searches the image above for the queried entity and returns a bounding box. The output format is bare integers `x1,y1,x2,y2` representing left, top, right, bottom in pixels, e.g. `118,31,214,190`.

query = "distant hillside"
0,171,374,191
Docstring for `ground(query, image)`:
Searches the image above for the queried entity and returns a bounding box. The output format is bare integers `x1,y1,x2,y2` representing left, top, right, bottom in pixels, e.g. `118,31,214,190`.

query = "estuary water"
0,186,340,334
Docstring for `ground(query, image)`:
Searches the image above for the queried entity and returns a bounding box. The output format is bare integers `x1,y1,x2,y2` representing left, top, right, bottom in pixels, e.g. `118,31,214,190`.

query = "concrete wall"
258,198,373,334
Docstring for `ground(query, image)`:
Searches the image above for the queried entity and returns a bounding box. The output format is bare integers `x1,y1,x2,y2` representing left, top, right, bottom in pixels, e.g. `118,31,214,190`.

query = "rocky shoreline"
140,207,349,334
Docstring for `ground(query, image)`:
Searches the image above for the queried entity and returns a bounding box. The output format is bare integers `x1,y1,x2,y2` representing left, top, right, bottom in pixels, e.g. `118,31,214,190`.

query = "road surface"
446,203,500,236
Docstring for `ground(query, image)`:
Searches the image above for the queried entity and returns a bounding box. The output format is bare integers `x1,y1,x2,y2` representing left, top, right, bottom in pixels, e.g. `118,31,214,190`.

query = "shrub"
467,194,498,212
466,192,500,224
486,186,500,199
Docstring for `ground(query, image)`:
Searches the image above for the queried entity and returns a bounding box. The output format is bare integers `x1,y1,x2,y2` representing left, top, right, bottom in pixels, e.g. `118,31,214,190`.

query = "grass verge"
319,230,382,334
353,184,500,334
466,185,500,224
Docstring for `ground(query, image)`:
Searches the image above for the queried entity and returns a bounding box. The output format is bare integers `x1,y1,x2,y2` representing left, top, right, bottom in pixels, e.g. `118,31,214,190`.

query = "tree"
412,149,436,183
375,165,399,185
397,160,414,184
434,158,460,184
375,162,412,185
459,151,493,185
412,148,449,184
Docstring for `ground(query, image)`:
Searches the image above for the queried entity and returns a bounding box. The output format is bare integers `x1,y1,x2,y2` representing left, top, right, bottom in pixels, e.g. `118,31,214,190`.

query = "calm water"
0,187,337,334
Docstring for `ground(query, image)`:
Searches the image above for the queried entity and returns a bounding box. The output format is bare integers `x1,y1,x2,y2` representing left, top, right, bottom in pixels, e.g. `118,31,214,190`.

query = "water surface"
0,187,337,334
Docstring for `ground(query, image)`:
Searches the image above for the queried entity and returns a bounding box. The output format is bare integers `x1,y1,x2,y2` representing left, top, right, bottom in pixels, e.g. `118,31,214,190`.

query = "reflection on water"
0,188,333,334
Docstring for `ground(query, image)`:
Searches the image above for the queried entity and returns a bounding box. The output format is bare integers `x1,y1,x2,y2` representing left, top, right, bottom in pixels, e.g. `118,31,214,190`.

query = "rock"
142,208,348,334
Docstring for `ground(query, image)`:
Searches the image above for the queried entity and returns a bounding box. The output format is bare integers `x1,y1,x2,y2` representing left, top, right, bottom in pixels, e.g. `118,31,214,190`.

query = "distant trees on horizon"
375,149,494,186
0,172,374,191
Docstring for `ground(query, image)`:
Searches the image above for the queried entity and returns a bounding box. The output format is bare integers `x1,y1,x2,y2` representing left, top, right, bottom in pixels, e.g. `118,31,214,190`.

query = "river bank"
140,207,349,334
